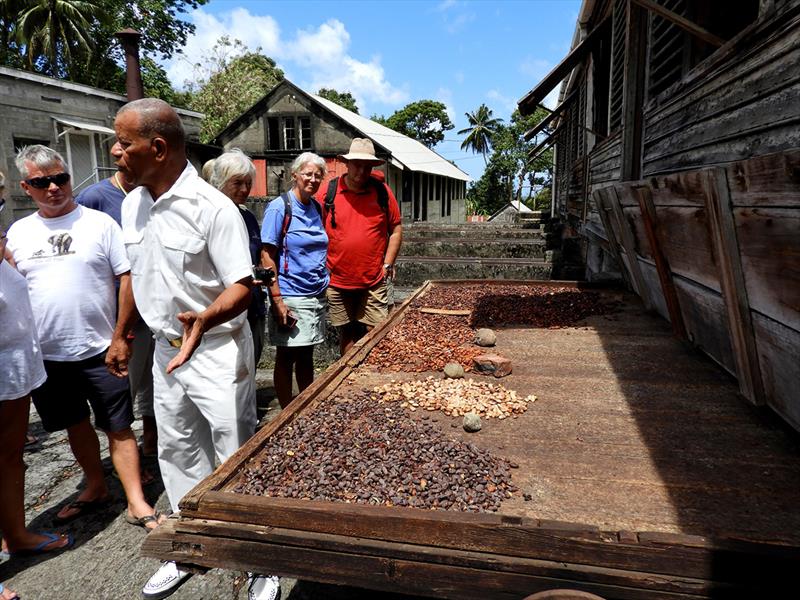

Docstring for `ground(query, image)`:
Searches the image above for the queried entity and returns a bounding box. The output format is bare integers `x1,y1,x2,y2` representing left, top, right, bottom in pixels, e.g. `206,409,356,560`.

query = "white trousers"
152,326,257,512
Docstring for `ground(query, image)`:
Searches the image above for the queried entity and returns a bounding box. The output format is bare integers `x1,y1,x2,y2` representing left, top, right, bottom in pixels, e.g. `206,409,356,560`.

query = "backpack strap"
278,192,292,273
369,177,391,235
324,177,338,228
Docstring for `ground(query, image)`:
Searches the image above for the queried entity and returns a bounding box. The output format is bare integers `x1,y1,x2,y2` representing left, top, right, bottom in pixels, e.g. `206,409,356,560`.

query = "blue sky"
162,0,582,181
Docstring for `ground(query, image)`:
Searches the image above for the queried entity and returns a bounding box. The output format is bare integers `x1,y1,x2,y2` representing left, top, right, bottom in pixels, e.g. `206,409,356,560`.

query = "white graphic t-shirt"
7,205,130,361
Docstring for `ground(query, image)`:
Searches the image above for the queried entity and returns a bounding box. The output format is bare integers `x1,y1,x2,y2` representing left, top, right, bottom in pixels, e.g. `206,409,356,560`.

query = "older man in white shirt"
106,99,277,600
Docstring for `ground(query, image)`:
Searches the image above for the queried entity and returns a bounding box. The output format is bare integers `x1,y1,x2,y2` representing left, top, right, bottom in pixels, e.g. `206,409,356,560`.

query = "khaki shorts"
327,282,388,328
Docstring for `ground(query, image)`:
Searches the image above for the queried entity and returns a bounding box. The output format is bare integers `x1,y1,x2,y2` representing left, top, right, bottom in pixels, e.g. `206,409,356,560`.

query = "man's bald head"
117,98,186,150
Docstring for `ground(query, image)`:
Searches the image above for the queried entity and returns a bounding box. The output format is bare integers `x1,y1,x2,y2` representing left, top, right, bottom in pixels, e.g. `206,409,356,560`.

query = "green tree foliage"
16,0,106,74
2,0,203,103
457,103,503,165
379,100,454,148
317,87,359,114
466,107,554,216
187,37,284,143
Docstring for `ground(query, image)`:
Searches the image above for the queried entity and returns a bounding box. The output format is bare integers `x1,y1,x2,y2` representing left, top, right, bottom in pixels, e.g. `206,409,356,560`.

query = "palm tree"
17,0,106,75
458,104,503,165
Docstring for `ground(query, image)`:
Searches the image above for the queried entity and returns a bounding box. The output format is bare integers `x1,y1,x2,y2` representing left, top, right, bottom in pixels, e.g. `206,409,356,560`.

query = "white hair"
290,152,327,177
210,149,255,190
15,145,69,179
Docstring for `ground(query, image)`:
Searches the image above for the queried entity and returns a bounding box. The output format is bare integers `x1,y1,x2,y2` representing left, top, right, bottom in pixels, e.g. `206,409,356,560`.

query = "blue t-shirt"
261,191,329,297
76,178,124,226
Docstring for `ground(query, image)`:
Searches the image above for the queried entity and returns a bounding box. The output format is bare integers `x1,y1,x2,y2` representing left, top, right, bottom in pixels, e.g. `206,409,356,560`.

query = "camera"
253,266,275,286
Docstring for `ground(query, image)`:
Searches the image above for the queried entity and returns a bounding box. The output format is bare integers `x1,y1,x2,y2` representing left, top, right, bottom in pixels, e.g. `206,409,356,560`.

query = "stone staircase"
394,222,554,287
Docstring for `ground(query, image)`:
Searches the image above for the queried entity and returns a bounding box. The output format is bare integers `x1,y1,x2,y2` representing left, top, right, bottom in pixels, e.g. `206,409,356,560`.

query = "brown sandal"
125,511,163,530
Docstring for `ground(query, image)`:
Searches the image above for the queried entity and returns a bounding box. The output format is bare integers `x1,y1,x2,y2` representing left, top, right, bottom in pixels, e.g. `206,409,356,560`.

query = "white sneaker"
247,573,281,600
142,561,193,600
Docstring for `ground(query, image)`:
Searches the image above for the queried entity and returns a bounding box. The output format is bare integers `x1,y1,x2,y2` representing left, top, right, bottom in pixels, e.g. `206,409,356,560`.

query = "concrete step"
394,256,552,286
402,224,547,240
401,238,547,259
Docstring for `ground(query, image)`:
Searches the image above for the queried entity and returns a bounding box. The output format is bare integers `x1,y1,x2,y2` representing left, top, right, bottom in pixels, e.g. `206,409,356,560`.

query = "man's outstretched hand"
166,311,206,374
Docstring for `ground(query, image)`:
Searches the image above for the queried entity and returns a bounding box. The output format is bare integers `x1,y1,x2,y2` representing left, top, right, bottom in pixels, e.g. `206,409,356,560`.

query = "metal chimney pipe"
115,28,144,101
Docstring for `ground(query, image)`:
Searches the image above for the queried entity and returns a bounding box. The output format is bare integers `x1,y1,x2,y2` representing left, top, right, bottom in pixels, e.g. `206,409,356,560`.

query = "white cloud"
434,87,456,124
486,89,517,116
163,9,407,113
519,56,552,80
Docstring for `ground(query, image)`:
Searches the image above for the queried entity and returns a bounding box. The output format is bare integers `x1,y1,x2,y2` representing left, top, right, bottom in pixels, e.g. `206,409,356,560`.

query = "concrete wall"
0,68,203,231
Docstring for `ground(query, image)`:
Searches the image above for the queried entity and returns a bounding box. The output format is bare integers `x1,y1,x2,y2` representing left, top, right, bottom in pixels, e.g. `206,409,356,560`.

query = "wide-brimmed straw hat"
339,138,384,164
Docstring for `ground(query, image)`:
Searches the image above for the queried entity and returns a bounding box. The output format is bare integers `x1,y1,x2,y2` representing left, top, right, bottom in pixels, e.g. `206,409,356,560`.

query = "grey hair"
290,152,327,177
201,158,215,183
0,169,5,189
15,145,69,179
209,149,256,190
117,98,185,147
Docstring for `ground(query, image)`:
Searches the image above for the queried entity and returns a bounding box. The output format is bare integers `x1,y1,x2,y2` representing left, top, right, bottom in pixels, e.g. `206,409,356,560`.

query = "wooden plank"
703,168,765,405
143,515,799,597
418,308,472,316
606,187,649,305
632,0,724,46
672,277,736,376
734,207,800,332
143,523,727,600
634,185,687,339
726,149,800,207
179,490,800,584
620,1,648,181
592,189,629,291
752,313,800,431
180,281,433,510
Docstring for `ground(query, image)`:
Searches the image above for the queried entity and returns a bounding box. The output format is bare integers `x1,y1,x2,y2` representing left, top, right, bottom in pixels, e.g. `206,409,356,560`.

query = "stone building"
212,79,471,223
0,65,205,230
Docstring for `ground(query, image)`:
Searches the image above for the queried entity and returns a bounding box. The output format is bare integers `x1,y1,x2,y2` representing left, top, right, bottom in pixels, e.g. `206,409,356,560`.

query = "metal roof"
309,93,471,182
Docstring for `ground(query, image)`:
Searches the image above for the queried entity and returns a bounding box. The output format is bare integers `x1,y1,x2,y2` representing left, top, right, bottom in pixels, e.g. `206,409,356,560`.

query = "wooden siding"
642,8,800,175
602,150,800,429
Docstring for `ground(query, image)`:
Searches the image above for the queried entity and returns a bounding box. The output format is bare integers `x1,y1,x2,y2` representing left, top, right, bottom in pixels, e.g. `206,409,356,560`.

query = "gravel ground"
0,371,434,600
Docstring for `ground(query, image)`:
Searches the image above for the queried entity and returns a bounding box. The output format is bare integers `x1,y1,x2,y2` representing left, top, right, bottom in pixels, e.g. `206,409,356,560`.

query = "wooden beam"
703,168,766,406
518,17,611,116
634,185,687,340
592,189,628,292
606,186,649,305
632,0,726,47
527,123,563,160
523,89,578,141
620,0,648,181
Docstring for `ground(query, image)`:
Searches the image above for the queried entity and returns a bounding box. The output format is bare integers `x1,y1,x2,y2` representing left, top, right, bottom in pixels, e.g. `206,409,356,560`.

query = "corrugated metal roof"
309,93,471,182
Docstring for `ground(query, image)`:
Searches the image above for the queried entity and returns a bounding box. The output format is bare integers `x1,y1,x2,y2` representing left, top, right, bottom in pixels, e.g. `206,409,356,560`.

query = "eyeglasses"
24,172,71,189
298,171,323,181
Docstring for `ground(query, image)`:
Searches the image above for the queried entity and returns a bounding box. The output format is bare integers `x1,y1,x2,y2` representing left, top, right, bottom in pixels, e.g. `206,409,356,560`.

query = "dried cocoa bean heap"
235,392,516,512
372,376,534,419
366,284,612,372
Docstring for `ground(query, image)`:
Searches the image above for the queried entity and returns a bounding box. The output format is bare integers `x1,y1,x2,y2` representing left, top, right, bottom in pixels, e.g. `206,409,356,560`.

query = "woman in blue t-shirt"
260,152,329,408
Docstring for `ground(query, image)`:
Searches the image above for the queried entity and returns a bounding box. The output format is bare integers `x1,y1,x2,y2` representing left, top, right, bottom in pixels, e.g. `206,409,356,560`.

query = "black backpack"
323,176,389,230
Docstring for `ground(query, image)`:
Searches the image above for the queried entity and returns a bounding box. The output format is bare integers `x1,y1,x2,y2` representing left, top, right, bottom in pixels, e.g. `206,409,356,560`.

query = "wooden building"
0,65,206,231
212,79,471,223
518,1,799,429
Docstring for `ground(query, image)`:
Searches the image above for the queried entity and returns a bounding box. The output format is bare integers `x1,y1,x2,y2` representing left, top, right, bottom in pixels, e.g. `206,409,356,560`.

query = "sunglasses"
25,172,71,189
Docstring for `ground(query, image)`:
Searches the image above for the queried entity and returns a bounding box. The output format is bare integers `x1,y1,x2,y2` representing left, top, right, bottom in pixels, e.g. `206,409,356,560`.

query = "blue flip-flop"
10,532,74,557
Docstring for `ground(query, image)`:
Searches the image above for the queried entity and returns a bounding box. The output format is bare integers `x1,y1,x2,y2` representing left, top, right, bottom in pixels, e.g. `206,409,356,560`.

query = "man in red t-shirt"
319,138,403,354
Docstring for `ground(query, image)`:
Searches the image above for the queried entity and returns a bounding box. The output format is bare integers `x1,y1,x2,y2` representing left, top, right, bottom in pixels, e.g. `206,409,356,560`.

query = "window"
283,118,296,150
13,136,50,152
299,117,312,149
267,118,280,150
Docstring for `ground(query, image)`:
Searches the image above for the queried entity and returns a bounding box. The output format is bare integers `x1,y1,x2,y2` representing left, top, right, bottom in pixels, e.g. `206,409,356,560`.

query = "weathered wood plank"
703,168,765,405
143,523,725,600
634,186,687,339
726,150,800,207
620,1,648,181
752,313,800,432
734,207,800,332
606,187,650,304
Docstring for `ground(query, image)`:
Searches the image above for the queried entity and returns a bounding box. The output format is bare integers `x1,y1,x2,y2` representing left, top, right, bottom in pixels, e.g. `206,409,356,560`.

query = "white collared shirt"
121,163,252,339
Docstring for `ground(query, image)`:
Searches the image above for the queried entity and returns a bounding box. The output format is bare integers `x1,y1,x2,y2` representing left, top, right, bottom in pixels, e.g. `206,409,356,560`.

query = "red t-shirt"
318,176,401,289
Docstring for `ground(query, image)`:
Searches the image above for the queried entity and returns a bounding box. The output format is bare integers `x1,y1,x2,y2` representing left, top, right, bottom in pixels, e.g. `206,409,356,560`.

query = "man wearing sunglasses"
5,145,161,531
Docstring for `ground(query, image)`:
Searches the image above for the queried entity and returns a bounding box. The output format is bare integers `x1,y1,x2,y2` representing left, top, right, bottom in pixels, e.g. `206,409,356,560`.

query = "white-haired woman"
210,150,267,364
260,152,329,408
